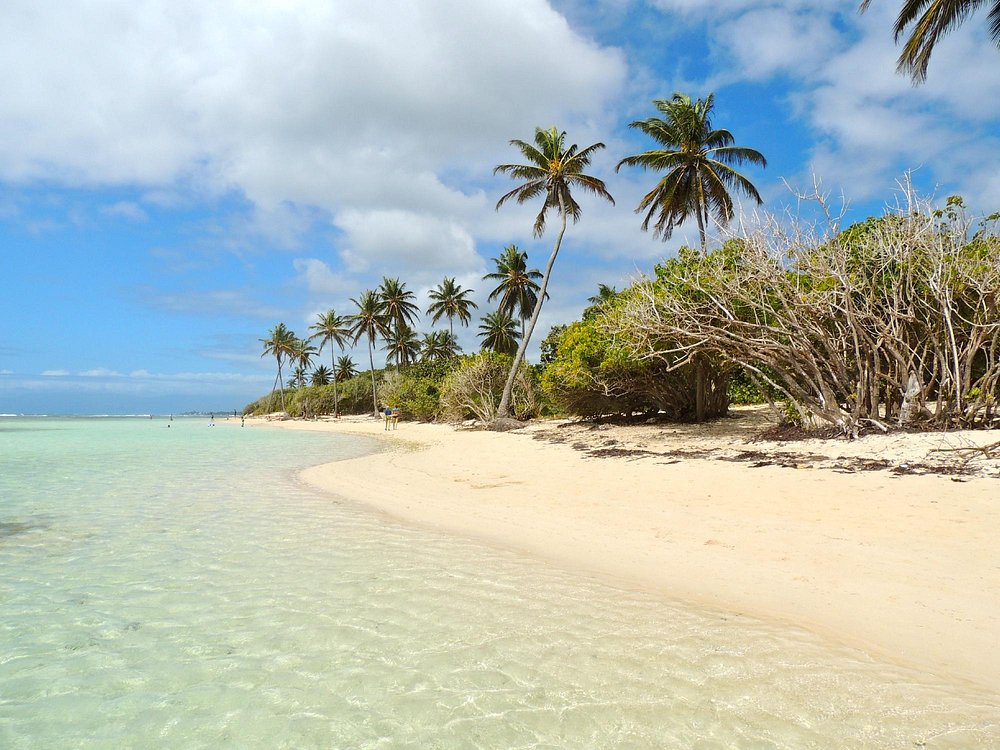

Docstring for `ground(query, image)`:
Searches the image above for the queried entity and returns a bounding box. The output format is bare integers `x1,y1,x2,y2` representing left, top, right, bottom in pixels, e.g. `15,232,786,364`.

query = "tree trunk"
497,203,569,419
368,338,379,416
694,356,706,422
331,348,340,417
277,357,286,412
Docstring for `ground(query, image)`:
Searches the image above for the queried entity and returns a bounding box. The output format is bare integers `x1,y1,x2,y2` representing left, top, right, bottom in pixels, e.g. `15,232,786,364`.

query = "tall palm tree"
378,277,420,337
426,277,478,337
860,0,1000,82
336,356,358,382
616,93,766,253
384,323,421,367
483,245,544,340
309,310,351,417
421,330,461,362
348,290,389,416
493,126,614,418
478,310,521,356
311,365,333,386
260,323,297,413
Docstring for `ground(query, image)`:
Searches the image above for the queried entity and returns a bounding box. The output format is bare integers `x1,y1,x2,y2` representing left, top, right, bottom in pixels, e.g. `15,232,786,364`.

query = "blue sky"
2,0,999,415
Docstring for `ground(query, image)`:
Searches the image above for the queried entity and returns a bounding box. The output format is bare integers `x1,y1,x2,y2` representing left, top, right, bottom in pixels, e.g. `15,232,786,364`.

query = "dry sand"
251,407,1000,694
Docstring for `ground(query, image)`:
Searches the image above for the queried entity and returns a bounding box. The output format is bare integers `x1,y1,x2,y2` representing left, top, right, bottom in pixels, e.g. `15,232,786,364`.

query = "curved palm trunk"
367,336,378,416
497,204,569,419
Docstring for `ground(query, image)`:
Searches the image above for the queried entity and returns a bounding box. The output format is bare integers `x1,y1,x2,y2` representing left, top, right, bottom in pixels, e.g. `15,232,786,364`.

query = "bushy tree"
439,353,539,423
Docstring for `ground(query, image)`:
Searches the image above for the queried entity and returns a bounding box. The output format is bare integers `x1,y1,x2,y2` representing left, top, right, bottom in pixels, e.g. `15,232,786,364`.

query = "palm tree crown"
383,323,421,367
478,311,520,356
495,126,614,236
860,0,1000,82
378,277,420,335
483,245,543,339
335,356,358,382
616,92,766,252
421,330,460,362
426,277,478,336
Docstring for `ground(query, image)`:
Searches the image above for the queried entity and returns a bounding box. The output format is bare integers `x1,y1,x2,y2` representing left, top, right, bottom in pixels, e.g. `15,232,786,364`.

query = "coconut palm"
426,277,478,337
483,245,544,340
378,277,420,336
493,126,614,418
421,330,461,362
288,365,308,389
336,356,358,382
384,323,421,367
348,290,390,415
309,310,351,417
478,310,520,356
616,93,766,254
583,284,619,320
860,0,1000,82
260,322,297,413
311,365,333,386
290,337,316,379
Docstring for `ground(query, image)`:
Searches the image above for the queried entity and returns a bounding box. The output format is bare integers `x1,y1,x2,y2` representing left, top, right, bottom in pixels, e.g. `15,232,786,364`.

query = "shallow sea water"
1,416,998,749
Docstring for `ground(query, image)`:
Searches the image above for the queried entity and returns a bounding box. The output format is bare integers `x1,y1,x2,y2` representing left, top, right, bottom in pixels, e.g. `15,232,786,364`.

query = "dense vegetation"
246,91,999,436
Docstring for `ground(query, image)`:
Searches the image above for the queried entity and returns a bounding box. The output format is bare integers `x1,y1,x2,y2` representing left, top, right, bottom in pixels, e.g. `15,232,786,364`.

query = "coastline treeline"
246,91,999,436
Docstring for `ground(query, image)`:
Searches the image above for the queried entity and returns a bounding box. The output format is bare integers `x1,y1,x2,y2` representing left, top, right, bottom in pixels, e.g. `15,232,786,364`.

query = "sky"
2,0,999,415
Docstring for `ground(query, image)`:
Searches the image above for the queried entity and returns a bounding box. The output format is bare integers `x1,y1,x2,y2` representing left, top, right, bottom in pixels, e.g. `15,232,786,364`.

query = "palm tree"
291,337,316,372
336,356,358,382
384,323,421,367
348,289,389,416
260,323,297,413
378,277,420,336
309,310,351,417
311,365,333,386
483,245,544,340
478,310,520,356
289,365,308,389
426,277,478,337
493,126,614,418
616,93,766,253
421,330,461,362
860,0,1000,82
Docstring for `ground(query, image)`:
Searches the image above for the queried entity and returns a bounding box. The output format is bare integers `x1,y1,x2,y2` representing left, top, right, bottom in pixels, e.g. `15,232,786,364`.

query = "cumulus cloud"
41,370,69,377
0,1,625,226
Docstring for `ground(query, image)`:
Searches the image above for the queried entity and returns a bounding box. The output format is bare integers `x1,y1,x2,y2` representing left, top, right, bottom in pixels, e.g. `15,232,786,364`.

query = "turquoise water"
1,417,999,749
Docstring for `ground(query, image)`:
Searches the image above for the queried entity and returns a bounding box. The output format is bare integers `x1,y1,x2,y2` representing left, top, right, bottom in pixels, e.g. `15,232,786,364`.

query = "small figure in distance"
383,406,393,431
391,407,400,430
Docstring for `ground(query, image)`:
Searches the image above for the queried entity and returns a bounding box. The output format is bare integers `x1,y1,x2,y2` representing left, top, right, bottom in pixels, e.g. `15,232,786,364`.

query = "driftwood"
928,441,1000,461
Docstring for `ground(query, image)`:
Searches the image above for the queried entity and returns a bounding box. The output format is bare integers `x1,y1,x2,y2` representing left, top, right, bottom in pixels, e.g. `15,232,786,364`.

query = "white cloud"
335,209,483,282
78,368,123,378
0,1,626,240
100,201,148,221
41,370,69,377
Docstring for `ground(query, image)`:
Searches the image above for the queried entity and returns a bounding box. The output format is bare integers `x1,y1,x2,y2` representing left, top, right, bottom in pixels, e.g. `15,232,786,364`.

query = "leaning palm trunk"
497,206,568,419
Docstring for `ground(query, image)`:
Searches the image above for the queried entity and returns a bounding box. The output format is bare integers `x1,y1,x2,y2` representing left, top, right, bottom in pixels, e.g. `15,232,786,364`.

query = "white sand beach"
252,408,1000,695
